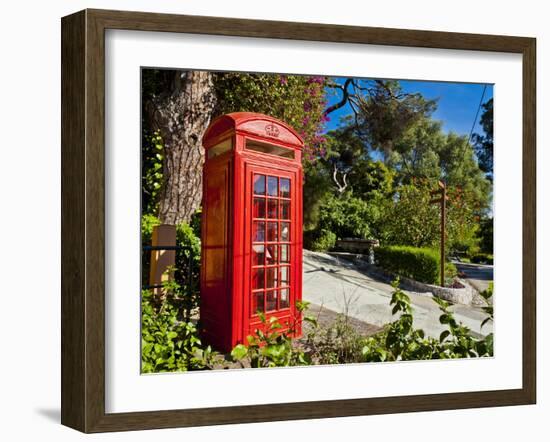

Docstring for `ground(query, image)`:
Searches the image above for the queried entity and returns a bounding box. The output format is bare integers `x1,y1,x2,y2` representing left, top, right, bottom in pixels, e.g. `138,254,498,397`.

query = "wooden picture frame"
61,8,536,433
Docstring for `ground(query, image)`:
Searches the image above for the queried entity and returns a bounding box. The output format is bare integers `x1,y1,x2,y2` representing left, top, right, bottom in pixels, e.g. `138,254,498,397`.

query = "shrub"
445,261,458,280
141,213,161,242
470,253,493,265
376,183,439,248
477,217,493,254
376,245,457,285
480,282,494,329
231,302,314,368
377,181,481,253
305,313,367,364
316,193,376,240
449,238,479,258
141,288,215,373
376,245,439,284
230,280,494,367
361,279,493,361
308,229,337,252
304,192,382,251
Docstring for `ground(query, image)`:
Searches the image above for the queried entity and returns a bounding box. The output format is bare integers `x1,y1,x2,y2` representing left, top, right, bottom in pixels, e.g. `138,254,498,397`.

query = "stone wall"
400,276,475,305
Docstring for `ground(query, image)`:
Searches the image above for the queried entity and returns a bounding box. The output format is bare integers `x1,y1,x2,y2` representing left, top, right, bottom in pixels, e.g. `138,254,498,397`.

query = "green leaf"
303,315,318,326
231,344,248,361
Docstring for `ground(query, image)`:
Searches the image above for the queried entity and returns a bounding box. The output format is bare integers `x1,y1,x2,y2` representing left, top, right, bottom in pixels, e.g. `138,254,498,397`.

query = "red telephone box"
200,112,303,353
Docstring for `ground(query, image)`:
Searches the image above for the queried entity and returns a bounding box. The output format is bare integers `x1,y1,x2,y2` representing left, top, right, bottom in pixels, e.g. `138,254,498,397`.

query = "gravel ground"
208,303,381,370
299,302,383,338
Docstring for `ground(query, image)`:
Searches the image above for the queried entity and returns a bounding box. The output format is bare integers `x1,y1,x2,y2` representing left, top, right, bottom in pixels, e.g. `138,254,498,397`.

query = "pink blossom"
307,76,325,84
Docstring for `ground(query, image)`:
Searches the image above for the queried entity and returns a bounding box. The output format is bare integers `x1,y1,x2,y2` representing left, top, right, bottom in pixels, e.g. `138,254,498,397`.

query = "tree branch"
324,78,353,116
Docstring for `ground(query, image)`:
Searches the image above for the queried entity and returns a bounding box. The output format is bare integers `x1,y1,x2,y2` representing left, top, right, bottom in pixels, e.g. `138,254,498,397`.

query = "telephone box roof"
203,112,304,149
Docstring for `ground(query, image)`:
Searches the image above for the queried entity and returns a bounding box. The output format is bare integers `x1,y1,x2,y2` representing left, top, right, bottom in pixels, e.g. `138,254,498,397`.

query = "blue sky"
324,77,493,138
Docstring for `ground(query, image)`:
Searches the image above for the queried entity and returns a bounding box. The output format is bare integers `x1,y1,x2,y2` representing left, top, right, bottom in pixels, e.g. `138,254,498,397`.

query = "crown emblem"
265,123,280,138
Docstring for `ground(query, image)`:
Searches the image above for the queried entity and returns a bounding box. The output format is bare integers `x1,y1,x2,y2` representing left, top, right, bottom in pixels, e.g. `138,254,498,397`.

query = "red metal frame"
201,113,303,353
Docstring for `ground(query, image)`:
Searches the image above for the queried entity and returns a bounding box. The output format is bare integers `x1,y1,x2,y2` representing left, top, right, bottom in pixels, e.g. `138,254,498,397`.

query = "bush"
231,302,313,368
445,261,458,281
229,280,493,367
376,245,456,285
175,220,201,281
477,217,493,254
376,181,481,253
470,253,493,265
361,279,493,362
308,229,337,252
316,193,376,240
141,288,215,373
449,238,479,258
305,313,367,364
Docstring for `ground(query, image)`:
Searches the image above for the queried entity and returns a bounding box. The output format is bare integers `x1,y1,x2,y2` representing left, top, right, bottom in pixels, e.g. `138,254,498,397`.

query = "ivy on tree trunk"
147,71,217,225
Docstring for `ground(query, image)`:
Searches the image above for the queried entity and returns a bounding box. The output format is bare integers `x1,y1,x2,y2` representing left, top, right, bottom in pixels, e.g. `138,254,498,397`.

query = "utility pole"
430,181,449,287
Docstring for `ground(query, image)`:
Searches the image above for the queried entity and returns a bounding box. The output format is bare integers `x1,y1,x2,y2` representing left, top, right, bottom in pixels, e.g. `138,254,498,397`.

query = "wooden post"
149,224,177,296
430,181,448,287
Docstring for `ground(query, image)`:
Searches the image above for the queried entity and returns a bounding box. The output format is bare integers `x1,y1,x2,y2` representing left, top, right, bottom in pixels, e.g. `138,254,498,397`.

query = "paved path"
302,250,493,339
454,261,493,293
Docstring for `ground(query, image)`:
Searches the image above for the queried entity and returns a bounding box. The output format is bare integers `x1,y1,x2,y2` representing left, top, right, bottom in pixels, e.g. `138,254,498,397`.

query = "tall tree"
146,71,217,225
325,79,437,157
472,98,493,177
319,80,437,195
321,127,395,197
143,71,328,224
389,117,492,212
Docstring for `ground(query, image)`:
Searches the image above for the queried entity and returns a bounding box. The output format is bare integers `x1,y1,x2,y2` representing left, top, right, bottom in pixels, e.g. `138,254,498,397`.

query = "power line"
467,84,487,143
457,84,487,168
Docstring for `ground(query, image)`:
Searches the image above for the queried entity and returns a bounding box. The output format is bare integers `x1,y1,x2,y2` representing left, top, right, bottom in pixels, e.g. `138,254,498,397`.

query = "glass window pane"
253,174,265,195
246,140,295,159
280,178,290,198
252,244,265,266
267,199,278,219
207,138,232,159
280,244,289,263
253,197,266,218
253,221,265,242
280,200,290,220
266,244,278,265
266,267,278,288
280,266,289,286
280,222,290,241
253,291,265,314
267,222,278,242
280,288,289,308
252,268,265,289
266,290,277,311
267,176,278,196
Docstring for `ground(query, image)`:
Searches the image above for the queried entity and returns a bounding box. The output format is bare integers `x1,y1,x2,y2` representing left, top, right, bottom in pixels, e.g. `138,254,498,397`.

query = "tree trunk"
148,71,217,225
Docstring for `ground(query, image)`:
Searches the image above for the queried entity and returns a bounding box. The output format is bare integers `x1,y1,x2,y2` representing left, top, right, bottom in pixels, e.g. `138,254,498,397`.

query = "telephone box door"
245,165,302,336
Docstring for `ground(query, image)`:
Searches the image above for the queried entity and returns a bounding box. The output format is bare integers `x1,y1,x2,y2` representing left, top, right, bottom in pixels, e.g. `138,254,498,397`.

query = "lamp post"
430,180,449,287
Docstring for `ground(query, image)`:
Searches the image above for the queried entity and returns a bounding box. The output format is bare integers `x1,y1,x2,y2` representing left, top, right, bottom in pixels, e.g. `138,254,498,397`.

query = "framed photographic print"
61,8,536,433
